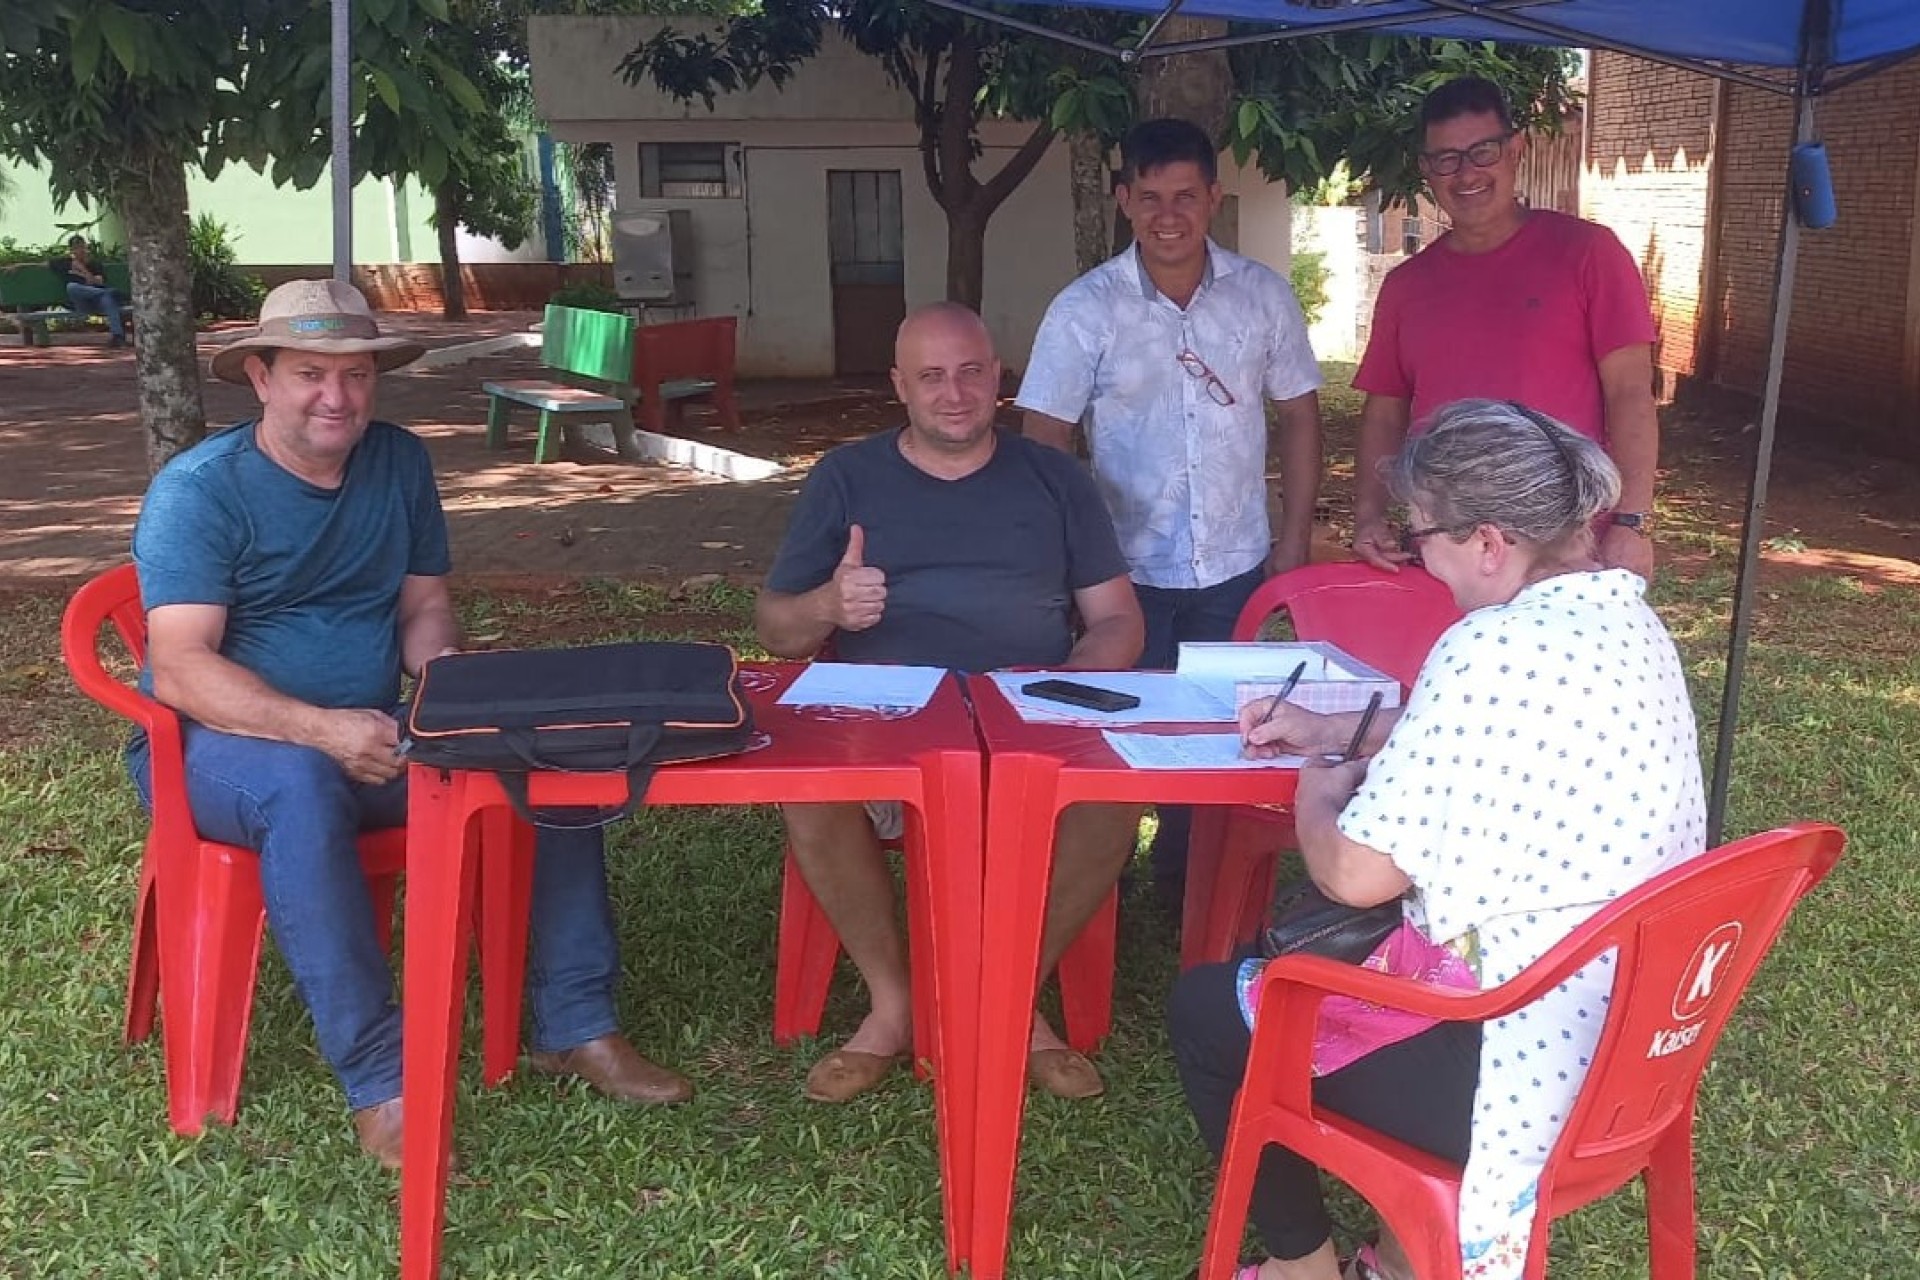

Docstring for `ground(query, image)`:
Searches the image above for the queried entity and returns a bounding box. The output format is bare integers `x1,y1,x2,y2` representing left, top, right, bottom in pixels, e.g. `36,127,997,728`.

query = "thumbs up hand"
826,523,887,632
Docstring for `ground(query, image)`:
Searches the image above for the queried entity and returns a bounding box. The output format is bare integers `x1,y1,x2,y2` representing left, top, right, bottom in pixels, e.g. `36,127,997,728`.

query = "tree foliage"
354,0,657,317
187,213,267,320
559,141,617,263
1224,34,1580,208
619,0,1105,308
0,0,454,469
352,0,542,316
616,5,1575,308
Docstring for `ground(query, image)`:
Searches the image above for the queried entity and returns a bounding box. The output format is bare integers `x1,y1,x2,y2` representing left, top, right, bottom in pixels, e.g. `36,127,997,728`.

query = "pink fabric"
1353,210,1658,445
1237,921,1479,1076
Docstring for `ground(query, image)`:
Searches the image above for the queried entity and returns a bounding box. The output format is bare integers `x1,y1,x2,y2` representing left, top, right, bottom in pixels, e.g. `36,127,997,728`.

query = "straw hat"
209,279,426,384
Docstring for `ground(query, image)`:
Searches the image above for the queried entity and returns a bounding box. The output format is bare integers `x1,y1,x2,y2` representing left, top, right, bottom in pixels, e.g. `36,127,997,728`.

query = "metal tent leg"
1708,90,1818,844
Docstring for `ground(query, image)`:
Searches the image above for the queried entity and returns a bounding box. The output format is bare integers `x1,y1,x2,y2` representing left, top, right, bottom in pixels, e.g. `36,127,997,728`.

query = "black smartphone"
1020,678,1142,714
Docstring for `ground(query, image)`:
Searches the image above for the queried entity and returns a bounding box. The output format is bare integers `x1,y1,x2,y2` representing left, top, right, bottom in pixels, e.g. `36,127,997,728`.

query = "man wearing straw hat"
128,280,692,1169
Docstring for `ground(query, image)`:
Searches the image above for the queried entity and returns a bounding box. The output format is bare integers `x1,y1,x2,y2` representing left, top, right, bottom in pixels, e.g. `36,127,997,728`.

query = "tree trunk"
946,205,986,310
118,155,206,474
1133,17,1233,140
435,184,466,320
1067,130,1113,274
918,35,1057,311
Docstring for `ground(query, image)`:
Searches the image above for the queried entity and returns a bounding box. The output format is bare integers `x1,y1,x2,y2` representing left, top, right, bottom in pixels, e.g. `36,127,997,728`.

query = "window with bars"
638,143,740,199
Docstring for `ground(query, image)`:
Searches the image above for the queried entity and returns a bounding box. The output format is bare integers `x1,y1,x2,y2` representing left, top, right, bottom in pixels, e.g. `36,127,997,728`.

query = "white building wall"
529,15,1284,376
544,114,1075,376
533,17,914,126
1293,204,1367,362
608,142,1074,377
1220,163,1294,279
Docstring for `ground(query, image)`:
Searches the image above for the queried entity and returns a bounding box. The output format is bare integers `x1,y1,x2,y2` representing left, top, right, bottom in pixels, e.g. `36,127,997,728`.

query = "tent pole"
331,0,353,283
1707,90,1817,843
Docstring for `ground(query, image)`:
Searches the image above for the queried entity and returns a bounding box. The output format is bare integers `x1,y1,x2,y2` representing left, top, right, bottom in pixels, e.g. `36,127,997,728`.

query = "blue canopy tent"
933,0,1920,842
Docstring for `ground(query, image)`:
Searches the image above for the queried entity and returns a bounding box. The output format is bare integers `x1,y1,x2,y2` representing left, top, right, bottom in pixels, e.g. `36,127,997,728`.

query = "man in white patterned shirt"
1019,117,1325,905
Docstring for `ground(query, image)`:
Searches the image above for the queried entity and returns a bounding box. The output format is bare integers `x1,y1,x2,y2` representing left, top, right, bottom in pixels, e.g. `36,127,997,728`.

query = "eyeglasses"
1397,522,1469,561
1418,131,1514,177
1176,348,1237,406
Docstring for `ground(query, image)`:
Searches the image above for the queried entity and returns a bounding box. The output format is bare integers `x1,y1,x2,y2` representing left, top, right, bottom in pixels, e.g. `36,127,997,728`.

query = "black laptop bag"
404,640,753,827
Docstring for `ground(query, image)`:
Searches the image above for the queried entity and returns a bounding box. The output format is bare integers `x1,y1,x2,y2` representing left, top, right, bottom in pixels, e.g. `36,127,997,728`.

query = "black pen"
1252,660,1309,733
1338,690,1385,763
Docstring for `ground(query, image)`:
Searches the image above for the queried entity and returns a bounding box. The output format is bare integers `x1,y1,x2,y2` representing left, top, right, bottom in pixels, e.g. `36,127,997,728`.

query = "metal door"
827,170,906,376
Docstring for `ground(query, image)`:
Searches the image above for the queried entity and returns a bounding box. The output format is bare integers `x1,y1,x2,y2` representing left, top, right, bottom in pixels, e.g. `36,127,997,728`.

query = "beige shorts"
863,799,905,843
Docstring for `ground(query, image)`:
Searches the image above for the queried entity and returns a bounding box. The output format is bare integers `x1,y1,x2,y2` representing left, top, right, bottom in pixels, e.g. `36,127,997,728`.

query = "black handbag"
403,640,753,828
1258,878,1403,963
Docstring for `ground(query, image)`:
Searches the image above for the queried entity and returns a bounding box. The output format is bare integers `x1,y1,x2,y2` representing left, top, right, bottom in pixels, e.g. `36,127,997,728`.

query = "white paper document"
777,662,947,712
1101,731,1308,771
987,670,1235,725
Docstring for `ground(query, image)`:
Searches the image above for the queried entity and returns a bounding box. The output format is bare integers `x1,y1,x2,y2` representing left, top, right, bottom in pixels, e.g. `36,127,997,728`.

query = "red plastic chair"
1197,821,1847,1280
1182,563,1460,969
61,565,523,1134
773,828,1119,1058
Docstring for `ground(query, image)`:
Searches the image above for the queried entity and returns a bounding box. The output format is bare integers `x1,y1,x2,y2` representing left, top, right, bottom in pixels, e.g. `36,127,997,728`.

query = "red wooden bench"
634,315,742,434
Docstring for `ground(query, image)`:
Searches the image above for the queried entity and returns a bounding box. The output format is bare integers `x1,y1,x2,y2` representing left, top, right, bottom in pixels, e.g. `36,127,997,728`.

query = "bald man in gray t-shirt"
757,303,1144,1105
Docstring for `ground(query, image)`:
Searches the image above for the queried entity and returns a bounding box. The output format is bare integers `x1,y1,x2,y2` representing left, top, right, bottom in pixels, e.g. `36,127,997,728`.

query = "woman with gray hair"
1169,399,1706,1280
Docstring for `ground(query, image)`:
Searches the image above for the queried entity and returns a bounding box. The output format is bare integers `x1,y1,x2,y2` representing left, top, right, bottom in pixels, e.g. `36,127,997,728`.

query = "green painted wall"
0,156,438,262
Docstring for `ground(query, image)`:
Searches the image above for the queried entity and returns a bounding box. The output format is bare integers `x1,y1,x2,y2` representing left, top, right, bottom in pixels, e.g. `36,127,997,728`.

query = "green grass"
3,434,1918,1275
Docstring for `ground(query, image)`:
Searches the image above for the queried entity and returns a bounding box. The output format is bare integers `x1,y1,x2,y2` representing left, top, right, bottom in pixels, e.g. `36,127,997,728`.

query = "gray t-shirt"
765,428,1128,672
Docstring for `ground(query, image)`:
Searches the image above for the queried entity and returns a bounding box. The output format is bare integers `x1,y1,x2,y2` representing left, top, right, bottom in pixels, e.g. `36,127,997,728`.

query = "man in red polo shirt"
1351,77,1659,581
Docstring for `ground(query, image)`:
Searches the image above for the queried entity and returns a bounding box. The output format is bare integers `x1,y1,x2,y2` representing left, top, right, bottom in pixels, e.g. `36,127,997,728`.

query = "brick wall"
1587,52,1920,453
1584,53,1718,392
1712,66,1917,447
247,262,615,313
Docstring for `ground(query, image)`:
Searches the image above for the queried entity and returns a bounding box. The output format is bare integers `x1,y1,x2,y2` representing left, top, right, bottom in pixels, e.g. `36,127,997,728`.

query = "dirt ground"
2,309,1918,593
0,311,904,588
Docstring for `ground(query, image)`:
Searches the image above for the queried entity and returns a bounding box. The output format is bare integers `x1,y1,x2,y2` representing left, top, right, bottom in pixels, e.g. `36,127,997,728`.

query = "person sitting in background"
1168,399,1706,1280
50,235,129,348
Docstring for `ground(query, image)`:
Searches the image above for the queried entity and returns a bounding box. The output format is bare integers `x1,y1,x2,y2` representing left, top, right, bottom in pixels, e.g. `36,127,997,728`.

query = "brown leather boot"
528,1033,693,1104
352,1097,459,1172
352,1098,405,1170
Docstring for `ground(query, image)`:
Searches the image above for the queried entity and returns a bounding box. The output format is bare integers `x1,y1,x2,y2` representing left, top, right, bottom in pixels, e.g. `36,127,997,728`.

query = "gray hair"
1384,399,1621,549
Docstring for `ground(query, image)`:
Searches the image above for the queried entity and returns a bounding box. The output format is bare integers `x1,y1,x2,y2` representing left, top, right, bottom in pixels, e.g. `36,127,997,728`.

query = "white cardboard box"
1176,640,1402,716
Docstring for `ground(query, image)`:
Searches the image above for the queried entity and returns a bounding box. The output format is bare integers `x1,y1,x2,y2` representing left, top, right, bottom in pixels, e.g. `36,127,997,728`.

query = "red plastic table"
962,673,1302,1280
398,663,985,1278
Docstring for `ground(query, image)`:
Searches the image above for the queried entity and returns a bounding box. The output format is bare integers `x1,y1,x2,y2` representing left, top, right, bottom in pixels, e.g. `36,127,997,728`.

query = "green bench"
0,263,136,346
482,305,737,464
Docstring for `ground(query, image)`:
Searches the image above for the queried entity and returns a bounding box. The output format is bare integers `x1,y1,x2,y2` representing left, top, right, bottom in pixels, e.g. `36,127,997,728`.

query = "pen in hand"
1336,690,1385,763
1252,660,1309,733
1242,660,1308,760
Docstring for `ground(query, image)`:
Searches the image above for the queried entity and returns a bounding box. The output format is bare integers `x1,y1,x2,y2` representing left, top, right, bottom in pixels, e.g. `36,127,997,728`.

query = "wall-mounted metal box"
612,208,693,305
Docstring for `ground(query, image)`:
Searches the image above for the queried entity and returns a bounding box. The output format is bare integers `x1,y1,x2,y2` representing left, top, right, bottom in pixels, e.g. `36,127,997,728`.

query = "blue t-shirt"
764,428,1128,672
132,420,452,710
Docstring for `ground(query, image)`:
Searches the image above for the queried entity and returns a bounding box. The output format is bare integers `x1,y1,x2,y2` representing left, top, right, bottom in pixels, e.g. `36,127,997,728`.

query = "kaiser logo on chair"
1647,921,1745,1058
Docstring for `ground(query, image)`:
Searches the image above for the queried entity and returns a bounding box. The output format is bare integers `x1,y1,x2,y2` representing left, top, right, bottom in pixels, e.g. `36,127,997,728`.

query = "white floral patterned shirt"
1016,243,1322,590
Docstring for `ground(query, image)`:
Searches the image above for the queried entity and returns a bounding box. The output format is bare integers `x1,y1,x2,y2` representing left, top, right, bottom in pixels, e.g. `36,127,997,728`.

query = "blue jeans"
66,283,126,338
1135,565,1266,887
128,721,621,1111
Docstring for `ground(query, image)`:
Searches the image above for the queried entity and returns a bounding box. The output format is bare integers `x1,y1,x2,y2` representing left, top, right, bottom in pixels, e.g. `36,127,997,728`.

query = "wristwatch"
1609,511,1651,535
